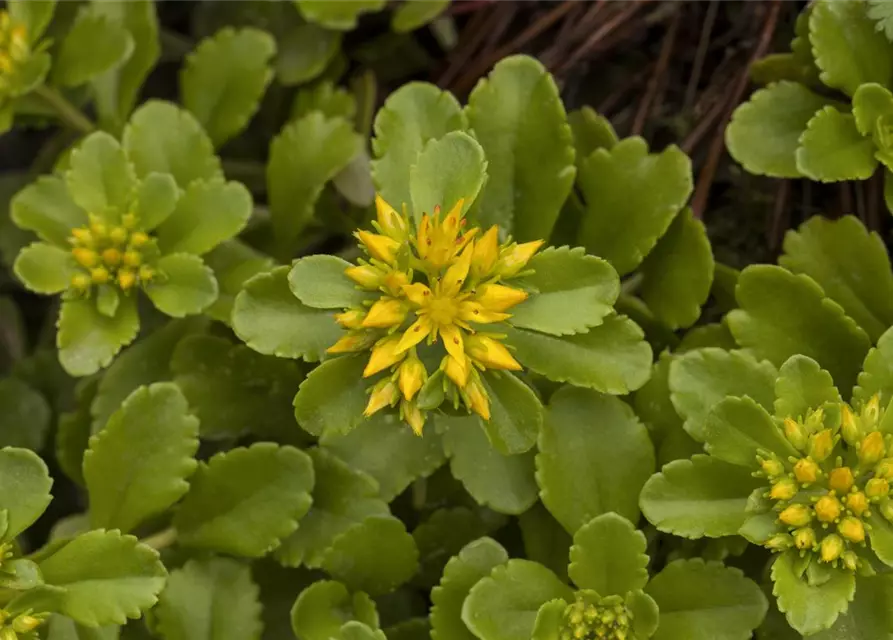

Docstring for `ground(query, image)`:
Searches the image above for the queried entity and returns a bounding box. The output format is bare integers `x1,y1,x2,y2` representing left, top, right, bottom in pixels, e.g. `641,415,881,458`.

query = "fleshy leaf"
479,371,543,456
727,265,871,394
853,82,893,135
14,242,77,294
371,82,466,213
123,100,223,188
66,132,137,216
780,214,893,343
774,355,841,421
508,246,619,336
807,574,893,640
57,296,140,377
10,175,87,247
431,538,509,640
568,512,648,597
202,240,274,325
156,557,262,640
291,80,357,122
461,560,573,640
577,136,692,276
8,0,55,43
289,255,371,310
439,414,538,516
854,325,893,406
771,550,855,636
232,266,342,362
645,559,768,640
409,131,486,224
135,172,179,231
537,386,654,533
52,9,134,88
638,208,713,330
181,27,277,147
275,23,341,86
293,356,369,438
725,81,829,178
83,383,199,533
0,377,51,451
568,106,618,161
668,348,776,443
639,454,763,539
291,580,378,640
392,0,449,32
505,316,652,395
145,253,218,318
465,55,575,241
795,107,876,181
43,615,120,640
0,447,52,541
37,529,166,627
703,396,797,467
173,443,314,558
295,0,386,30
267,113,362,253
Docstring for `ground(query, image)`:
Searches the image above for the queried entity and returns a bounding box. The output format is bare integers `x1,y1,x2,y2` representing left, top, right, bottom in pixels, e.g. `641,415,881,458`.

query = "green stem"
33,84,94,134
140,527,177,551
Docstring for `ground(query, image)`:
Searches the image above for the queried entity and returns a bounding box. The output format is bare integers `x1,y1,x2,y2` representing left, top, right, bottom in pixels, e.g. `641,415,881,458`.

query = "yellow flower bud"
779,504,812,527
90,220,108,239
867,477,890,499
138,265,155,282
474,283,528,312
442,354,470,388
828,467,854,493
361,298,407,328
842,551,859,571
122,212,138,229
345,264,384,289
109,226,128,244
327,332,371,354
335,309,366,330
838,516,866,543
496,240,544,277
117,269,136,290
820,534,844,563
129,231,150,248
876,458,893,479
90,267,110,284
465,334,522,371
123,250,142,267
760,458,785,477
363,335,406,377
402,399,425,435
12,614,42,633
860,431,886,466
784,418,808,450
102,247,122,267
364,379,398,417
862,394,881,427
0,627,16,640
398,356,426,401
383,270,410,296
72,247,99,268
804,407,825,433
815,495,842,523
769,478,798,501
356,230,400,264
465,376,490,421
793,527,816,550
70,273,91,290
471,225,499,277
846,491,869,516
765,533,793,552
375,195,406,240
71,227,93,246
841,404,862,445
793,458,819,484
808,429,834,462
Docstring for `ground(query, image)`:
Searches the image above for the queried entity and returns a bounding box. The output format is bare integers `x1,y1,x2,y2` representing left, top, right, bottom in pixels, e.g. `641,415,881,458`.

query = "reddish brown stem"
632,7,682,135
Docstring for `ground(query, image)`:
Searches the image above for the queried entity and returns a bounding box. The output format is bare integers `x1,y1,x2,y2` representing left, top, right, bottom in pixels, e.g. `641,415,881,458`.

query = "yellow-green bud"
793,527,816,550
779,504,812,527
876,458,893,479
838,517,866,543
102,247,122,267
862,394,881,427
70,273,91,290
760,458,785,477
784,417,808,450
808,429,834,462
0,626,16,640
804,407,826,432
91,267,110,284
129,231,150,248
880,498,893,522
12,614,42,633
815,495,842,523
828,467,854,493
794,458,820,484
117,269,136,290
820,534,844,563
769,478,798,501
109,226,128,244
841,405,862,445
72,247,98,268
866,477,890,499
766,533,793,551
846,491,869,516
123,250,142,267
842,551,859,572
90,220,108,239
71,227,93,246
122,212,138,229
138,265,155,282
860,431,886,466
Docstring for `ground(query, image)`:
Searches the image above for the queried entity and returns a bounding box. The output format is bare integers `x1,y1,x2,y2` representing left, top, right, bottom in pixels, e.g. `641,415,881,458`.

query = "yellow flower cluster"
0,11,28,92
328,195,541,434
68,214,157,293
760,396,893,570
0,608,43,640
560,595,632,640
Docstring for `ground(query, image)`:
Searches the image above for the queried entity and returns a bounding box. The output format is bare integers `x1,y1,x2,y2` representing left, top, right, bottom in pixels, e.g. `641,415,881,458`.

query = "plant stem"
141,527,178,551
33,84,95,134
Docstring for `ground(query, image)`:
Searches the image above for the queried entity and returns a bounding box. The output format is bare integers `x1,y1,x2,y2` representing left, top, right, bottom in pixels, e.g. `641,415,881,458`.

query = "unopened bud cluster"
760,396,893,570
560,595,632,640
0,609,44,640
0,11,29,95
68,213,159,294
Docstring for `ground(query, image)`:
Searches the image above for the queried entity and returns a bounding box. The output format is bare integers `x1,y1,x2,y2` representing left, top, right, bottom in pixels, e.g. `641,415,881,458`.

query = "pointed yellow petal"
416,214,431,259
398,356,427,401
361,298,407,328
497,240,544,277
475,283,528,312
403,400,426,435
365,380,399,416
356,230,400,264
396,316,433,353
465,377,490,421
363,336,406,377
402,282,432,306
442,199,465,238
471,226,499,276
383,270,411,297
375,195,406,239
441,243,474,297
458,301,511,324
440,324,465,362
442,354,470,388
466,335,522,370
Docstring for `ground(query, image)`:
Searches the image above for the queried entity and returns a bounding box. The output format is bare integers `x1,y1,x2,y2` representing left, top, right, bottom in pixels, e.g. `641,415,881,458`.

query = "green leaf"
296,0,386,30
867,510,893,567
808,574,893,639
727,265,871,394
274,448,388,568
8,0,55,43
853,82,893,135
704,397,797,467
156,557,262,640
123,101,223,188
568,106,618,162
726,81,829,178
66,132,137,216
52,8,134,87
869,0,893,40
771,550,855,635
174,443,314,558
83,383,199,533
91,1,160,133
57,296,140,377
431,538,509,640
181,27,276,148
291,580,378,640
0,377,51,451
171,335,307,442
465,55,575,241
145,253,218,318
480,371,543,456
855,325,893,406
202,240,274,325
780,215,893,343
292,80,357,122
321,515,419,596
505,316,652,394
14,242,76,294
155,181,250,258
275,23,341,86
0,447,52,541
392,0,449,32
372,82,466,213
640,454,763,538
646,559,768,640
810,0,893,97
409,131,486,224
322,411,445,503
538,386,655,533
577,136,692,276
233,266,342,362
11,175,87,247
795,107,877,181
531,599,564,640
774,354,841,421
289,255,370,310
293,356,370,438
37,529,166,627
439,414,538,515
44,615,120,640
508,246,619,336
638,208,713,330
461,560,573,640
668,348,776,443
268,113,362,252
135,172,179,231
568,512,648,597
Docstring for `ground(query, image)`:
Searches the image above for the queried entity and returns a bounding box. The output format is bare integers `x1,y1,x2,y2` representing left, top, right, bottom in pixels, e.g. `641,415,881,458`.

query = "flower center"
425,293,461,325
68,213,157,293
560,596,632,640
